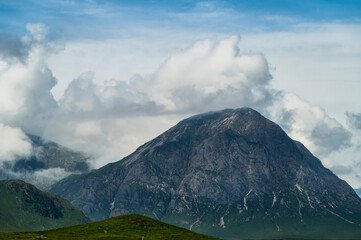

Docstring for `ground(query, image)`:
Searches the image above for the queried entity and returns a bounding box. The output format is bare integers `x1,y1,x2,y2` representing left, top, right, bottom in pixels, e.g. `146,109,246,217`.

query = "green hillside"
0,214,219,240
0,180,90,232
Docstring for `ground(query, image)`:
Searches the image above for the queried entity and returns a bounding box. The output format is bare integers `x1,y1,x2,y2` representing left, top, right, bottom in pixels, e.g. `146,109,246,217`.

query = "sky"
0,0,361,187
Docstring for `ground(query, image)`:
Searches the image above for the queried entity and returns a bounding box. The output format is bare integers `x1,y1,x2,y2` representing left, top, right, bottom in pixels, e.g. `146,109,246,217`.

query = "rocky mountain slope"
50,108,361,239
0,134,90,189
0,180,90,232
16,134,89,172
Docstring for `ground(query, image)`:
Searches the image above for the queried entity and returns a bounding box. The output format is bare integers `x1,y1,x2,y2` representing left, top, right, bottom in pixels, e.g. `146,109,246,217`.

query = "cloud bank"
0,24,53,168
0,24,79,188
42,36,277,167
44,34,352,169
0,24,358,187
0,23,58,135
0,123,31,164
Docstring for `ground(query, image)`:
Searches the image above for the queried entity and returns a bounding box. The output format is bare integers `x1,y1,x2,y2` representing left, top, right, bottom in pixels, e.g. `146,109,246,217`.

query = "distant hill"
18,134,89,172
51,108,361,239
0,180,90,232
0,134,90,189
0,214,219,240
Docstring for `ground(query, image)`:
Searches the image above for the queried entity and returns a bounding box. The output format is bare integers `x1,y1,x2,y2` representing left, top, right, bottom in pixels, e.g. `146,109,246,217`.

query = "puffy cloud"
151,36,273,113
0,123,32,164
270,93,351,158
0,25,357,187
0,23,49,64
40,36,276,167
0,24,72,189
58,72,161,118
55,36,273,117
4,32,347,169
0,24,58,135
21,167,73,190
42,35,353,170
43,115,180,168
346,112,361,130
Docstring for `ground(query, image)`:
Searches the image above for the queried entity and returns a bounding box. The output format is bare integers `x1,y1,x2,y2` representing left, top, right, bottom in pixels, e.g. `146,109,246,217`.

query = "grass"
0,214,220,240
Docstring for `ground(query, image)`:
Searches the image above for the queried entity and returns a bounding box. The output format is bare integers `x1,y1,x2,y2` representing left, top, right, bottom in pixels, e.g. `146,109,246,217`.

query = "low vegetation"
0,214,219,240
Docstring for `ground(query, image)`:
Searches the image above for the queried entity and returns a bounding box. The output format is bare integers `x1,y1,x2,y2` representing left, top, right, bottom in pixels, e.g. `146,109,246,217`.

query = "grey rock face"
50,108,361,239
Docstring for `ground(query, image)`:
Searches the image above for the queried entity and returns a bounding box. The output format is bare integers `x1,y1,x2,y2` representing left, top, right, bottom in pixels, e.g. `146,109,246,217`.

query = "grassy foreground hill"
0,180,89,232
0,214,219,240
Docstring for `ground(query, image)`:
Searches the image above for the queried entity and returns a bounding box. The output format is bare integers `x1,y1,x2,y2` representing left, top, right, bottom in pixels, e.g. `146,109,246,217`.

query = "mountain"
0,180,90,232
50,108,361,239
0,134,90,189
0,214,219,240
15,134,89,172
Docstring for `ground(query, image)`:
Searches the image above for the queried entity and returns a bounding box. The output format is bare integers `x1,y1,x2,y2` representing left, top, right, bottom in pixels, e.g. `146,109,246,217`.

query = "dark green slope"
0,214,219,240
0,180,90,232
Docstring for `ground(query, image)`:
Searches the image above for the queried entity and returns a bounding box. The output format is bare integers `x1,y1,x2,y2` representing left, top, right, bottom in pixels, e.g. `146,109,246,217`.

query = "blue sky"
1,0,360,39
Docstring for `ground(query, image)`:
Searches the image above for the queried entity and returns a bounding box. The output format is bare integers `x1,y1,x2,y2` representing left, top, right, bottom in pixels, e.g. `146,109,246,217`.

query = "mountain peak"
178,107,265,128
51,108,361,239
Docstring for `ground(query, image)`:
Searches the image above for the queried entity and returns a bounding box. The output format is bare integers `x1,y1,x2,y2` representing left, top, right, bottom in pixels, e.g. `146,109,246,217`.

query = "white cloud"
24,167,73,190
39,36,276,168
239,23,361,125
0,123,32,164
150,36,273,112
47,33,212,101
0,25,58,135
41,35,353,173
270,93,351,158
43,115,180,168
1,167,74,190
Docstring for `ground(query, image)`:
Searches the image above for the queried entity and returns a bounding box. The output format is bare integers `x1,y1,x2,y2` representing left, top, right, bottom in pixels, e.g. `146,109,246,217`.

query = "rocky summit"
50,108,361,239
